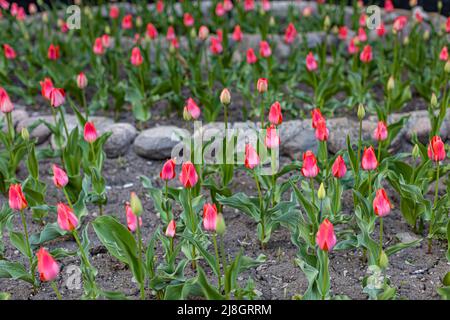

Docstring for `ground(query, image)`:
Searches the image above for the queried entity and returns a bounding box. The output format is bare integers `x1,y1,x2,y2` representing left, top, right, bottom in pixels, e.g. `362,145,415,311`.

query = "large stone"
1,108,29,133
280,120,317,157
327,118,376,154
100,123,137,158
134,126,190,160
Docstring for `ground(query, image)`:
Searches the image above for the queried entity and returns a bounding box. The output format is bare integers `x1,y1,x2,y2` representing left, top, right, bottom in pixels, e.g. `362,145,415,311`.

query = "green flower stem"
260,93,265,129
187,188,197,270
6,112,14,144
19,209,36,289
134,218,146,300
379,217,384,258
322,251,328,300
63,187,74,209
51,281,62,300
212,233,222,290
82,90,88,121
356,117,363,186
310,178,315,208
164,181,170,224
58,107,70,141
253,171,265,248
429,163,440,253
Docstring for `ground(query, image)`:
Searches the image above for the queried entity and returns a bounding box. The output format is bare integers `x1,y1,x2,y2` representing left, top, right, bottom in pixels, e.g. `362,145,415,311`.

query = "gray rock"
16,115,52,144
1,108,29,133
280,120,317,157
100,123,137,158
134,126,190,160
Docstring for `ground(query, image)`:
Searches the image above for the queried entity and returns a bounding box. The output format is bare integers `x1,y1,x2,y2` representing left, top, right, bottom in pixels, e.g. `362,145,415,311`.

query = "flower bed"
0,0,450,300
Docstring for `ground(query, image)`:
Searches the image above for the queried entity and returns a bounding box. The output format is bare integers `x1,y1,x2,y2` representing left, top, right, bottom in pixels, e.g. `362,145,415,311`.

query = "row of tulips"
0,0,449,124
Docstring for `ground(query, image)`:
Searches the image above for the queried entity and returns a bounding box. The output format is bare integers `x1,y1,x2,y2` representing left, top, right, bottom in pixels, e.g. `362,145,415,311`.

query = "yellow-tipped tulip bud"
130,192,143,216
378,250,389,269
220,88,231,106
216,214,226,236
318,183,326,200
387,76,395,91
21,128,29,141
357,103,366,120
431,93,438,108
412,144,420,159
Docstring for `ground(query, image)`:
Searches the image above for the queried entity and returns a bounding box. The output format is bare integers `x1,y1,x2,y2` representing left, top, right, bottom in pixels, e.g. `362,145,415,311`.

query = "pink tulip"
373,121,388,141
301,151,319,178
84,121,98,143
179,161,198,188
246,48,258,64
130,47,143,66
76,72,88,89
232,25,242,42
52,164,68,188
8,183,28,211
165,220,176,238
373,188,392,217
244,144,260,169
316,218,337,251
332,155,347,178
203,203,218,232
265,124,280,149
37,248,60,282
259,41,272,58
57,203,78,232
126,203,143,232
3,44,16,59
49,88,65,108
306,52,318,72
268,101,282,126
361,146,378,171
160,159,176,181
0,87,13,113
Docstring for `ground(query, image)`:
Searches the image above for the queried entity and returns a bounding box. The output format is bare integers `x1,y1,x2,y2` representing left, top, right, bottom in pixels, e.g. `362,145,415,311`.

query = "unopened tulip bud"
42,12,48,23
409,0,417,7
190,28,197,39
324,16,331,31
269,17,275,27
387,76,395,91
136,16,143,28
445,61,450,73
216,213,226,235
412,144,420,159
357,103,365,120
331,26,339,34
130,192,143,216
438,1,443,11
378,250,389,269
220,88,231,105
37,0,44,6
431,93,438,108
21,128,29,141
169,44,176,54
183,107,192,121
318,183,326,200
105,25,111,34
444,272,450,286
257,78,268,93
168,15,174,24
423,30,430,41
403,36,409,45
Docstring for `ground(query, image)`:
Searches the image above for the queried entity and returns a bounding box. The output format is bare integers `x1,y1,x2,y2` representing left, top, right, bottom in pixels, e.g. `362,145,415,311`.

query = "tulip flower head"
377,22,386,37
428,136,446,162
125,203,143,232
47,44,60,60
83,121,98,143
93,37,105,55
122,14,133,29
109,5,119,19
385,0,394,12
179,161,198,188
338,26,348,40
49,88,65,108
373,188,392,217
285,23,297,44
198,25,209,41
316,218,337,252
373,121,388,141
259,41,272,58
210,36,223,55
165,220,176,238
440,46,448,61
393,16,407,32
332,155,347,178
160,159,176,180
246,48,258,64
311,108,325,129
301,151,319,178
40,77,54,100
257,78,268,93
166,26,176,41
244,0,255,11
268,101,283,126
306,52,318,72
224,0,234,11
244,144,260,169
232,25,243,42
37,248,60,282
8,184,28,211
348,37,359,55
57,203,79,232
76,72,88,89
183,98,201,120
360,45,373,63
220,88,231,105
146,23,158,39
265,125,280,149
0,87,13,113
203,203,218,232
215,2,225,16
315,120,329,141
3,44,16,59
156,0,164,13
52,164,68,188
130,47,143,66
183,13,194,27
361,146,378,171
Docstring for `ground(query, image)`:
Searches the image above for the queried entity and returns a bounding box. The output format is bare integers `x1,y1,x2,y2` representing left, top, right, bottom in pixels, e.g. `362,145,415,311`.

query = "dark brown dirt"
0,150,448,300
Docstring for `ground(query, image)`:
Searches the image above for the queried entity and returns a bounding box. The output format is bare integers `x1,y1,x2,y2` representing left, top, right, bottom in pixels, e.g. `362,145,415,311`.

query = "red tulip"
373,188,392,217
101,34,111,48
203,203,218,232
311,108,324,129
393,16,407,32
160,159,176,180
216,30,223,42
357,27,367,42
179,161,198,188
198,25,209,41
156,0,164,13
0,87,13,113
301,151,319,178
52,164,68,188
224,0,233,11
183,98,201,120
84,121,98,143
40,77,54,100
246,48,258,64
93,37,105,55
373,121,388,141
49,88,65,108
9,184,28,211
76,72,88,89
109,5,119,19
210,36,223,55
348,37,359,55
384,0,394,12
440,46,448,61
165,220,176,238
316,218,337,251
259,41,272,58
377,22,386,37
284,23,297,44
428,136,446,162
359,14,367,27
446,17,450,33
315,120,329,141
261,0,270,11
361,146,378,171
0,0,9,10
166,26,176,42
47,44,60,60
121,14,133,30
338,26,348,40
3,44,16,59
37,248,60,282
268,101,282,126
415,11,424,24
332,155,347,178
130,47,143,66
306,52,318,72
57,203,78,232
215,2,225,16
183,13,194,27
244,144,260,169
265,124,280,149
256,78,268,93
360,45,373,63
244,0,255,11
232,25,242,42
125,203,142,232
146,23,158,39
